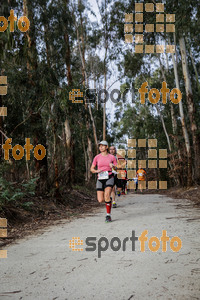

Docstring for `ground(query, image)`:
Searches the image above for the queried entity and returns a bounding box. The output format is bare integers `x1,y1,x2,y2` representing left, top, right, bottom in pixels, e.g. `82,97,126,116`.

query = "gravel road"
0,194,200,300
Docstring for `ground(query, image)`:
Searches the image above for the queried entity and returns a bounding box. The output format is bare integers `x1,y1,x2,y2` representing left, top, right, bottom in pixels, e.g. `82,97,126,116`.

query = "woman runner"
109,145,118,208
109,145,126,206
90,141,117,222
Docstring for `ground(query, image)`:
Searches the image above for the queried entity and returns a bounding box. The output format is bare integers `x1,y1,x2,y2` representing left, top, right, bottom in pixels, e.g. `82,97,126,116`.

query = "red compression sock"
105,200,112,215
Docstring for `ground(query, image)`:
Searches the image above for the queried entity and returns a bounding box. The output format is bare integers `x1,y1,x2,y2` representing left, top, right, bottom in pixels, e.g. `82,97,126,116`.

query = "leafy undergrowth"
0,183,99,248
160,185,200,206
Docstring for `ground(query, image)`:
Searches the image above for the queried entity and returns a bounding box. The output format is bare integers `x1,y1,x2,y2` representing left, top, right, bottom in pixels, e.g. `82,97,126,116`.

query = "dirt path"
0,194,200,299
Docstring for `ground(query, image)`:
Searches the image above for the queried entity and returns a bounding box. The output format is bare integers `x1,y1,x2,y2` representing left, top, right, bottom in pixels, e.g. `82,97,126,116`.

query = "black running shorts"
114,174,118,185
116,178,123,188
96,175,114,191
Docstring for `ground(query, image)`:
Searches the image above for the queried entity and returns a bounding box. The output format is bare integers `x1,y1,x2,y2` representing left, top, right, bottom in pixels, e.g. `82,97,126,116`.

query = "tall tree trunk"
0,100,4,162
157,54,178,137
75,3,98,181
157,54,181,185
79,0,86,86
82,136,88,181
44,22,51,68
23,0,38,70
179,36,200,183
144,77,172,151
96,0,108,140
88,104,98,154
171,34,192,186
86,124,93,182
23,0,48,192
186,38,200,94
103,56,107,141
76,5,94,182
0,87,4,161
32,114,48,192
79,2,98,158
64,118,74,184
103,0,108,140
64,31,73,86
63,0,73,86
62,0,75,184
53,123,60,197
155,104,172,152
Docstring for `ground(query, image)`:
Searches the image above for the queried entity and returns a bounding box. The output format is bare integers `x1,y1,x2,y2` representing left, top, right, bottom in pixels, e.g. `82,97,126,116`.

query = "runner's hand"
96,170,102,173
110,163,117,170
110,163,116,169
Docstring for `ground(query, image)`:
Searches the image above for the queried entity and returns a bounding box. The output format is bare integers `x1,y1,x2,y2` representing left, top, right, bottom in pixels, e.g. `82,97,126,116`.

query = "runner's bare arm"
90,164,102,174
110,155,117,170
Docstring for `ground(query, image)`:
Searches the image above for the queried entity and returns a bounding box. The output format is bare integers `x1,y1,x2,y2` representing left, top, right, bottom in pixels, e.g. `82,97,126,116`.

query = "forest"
0,0,200,211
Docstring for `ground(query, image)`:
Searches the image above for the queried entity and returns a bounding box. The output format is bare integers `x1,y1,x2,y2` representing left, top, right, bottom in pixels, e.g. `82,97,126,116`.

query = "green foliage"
0,177,39,209
21,178,39,196
20,201,34,210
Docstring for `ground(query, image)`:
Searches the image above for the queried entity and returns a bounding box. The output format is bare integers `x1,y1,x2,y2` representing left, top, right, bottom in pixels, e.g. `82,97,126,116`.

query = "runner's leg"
111,185,115,201
122,180,126,194
96,179,105,202
116,178,122,196
104,176,114,222
97,179,112,221
105,187,112,220
97,191,104,203
111,185,117,207
112,175,117,207
139,181,142,193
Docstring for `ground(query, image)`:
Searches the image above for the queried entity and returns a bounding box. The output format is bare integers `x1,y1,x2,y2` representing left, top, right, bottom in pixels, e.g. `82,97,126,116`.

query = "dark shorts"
116,178,123,188
121,179,127,186
114,174,118,186
96,175,114,191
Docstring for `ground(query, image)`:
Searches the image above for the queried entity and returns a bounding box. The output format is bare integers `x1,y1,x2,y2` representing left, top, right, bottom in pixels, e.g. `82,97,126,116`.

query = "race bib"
98,171,109,180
